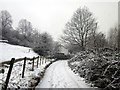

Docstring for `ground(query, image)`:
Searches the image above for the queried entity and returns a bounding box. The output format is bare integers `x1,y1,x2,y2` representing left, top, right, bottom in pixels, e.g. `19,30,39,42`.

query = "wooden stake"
32,57,35,71
22,57,26,78
4,58,15,90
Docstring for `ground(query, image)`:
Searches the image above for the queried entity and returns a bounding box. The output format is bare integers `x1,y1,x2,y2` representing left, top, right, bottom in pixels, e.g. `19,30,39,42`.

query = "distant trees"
0,10,58,56
30,29,41,47
16,20,55,56
15,19,34,47
95,32,107,49
107,25,118,49
66,44,80,54
107,25,120,51
0,10,13,40
87,32,107,50
33,32,54,56
52,41,61,54
40,32,54,55
61,7,97,51
17,19,33,36
0,10,12,30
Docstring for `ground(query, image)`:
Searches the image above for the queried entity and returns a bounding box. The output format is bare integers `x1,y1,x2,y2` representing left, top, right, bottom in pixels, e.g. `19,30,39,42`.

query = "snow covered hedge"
68,50,120,90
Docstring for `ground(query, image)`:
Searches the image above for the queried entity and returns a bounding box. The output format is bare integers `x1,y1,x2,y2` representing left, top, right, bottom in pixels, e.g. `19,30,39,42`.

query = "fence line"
2,55,48,90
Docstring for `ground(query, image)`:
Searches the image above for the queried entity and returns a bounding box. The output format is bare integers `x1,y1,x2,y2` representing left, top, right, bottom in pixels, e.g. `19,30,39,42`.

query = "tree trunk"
81,40,85,51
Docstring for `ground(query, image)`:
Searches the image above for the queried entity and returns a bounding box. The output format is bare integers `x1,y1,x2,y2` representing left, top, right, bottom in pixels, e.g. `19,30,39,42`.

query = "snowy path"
36,60,91,88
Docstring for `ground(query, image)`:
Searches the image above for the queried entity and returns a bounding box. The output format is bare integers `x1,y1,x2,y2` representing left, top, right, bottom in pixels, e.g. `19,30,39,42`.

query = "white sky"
0,0,119,41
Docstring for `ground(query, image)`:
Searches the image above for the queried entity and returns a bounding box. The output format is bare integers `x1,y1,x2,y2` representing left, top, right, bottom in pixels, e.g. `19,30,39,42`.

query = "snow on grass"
0,42,53,89
0,58,51,89
70,61,80,66
0,42,38,63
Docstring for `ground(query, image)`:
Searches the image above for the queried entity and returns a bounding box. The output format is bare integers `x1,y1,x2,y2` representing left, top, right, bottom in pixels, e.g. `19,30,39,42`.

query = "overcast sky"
0,0,119,41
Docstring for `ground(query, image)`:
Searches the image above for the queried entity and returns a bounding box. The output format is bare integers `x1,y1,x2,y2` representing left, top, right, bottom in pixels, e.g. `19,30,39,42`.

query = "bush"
68,50,120,89
33,47,45,56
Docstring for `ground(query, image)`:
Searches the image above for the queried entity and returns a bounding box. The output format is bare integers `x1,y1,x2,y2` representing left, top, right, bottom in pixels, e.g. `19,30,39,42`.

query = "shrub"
68,50,120,89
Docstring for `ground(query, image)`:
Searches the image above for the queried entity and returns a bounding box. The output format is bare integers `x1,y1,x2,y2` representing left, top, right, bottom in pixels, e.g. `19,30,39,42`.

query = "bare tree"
0,10,12,39
30,29,41,47
17,19,32,36
0,10,12,30
61,7,97,50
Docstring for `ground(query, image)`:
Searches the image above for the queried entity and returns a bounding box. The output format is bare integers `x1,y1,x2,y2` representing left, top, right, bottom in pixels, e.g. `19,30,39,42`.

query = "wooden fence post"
42,56,44,64
32,57,35,71
40,56,41,65
4,58,15,90
22,57,26,78
45,57,46,63
37,56,39,68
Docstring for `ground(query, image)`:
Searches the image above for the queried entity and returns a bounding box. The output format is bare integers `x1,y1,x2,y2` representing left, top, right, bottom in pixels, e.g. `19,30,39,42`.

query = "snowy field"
36,60,91,88
0,42,38,63
0,42,52,89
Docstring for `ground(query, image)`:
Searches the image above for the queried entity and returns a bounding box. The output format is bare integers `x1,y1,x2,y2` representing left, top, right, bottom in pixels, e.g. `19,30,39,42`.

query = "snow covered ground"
0,42,38,63
36,60,91,88
0,59,50,88
0,42,52,89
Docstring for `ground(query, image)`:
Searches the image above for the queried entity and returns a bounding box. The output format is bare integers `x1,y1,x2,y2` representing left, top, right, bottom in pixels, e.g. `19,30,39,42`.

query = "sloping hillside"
0,42,38,63
0,42,52,89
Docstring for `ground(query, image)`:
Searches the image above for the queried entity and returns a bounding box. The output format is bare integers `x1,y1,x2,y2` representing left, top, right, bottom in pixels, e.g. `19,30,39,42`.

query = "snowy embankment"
1,60,50,88
0,42,38,63
36,60,91,88
68,50,120,89
0,42,53,89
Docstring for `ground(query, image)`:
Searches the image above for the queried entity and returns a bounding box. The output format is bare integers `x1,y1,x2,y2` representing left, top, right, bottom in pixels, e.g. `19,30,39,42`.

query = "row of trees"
0,10,61,56
61,7,120,53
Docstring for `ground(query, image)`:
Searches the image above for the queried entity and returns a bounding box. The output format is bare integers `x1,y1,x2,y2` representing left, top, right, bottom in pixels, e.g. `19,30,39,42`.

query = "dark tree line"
0,10,60,56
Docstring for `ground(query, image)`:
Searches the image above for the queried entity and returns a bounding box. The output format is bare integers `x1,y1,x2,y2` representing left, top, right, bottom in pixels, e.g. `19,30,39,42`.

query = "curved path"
36,60,91,88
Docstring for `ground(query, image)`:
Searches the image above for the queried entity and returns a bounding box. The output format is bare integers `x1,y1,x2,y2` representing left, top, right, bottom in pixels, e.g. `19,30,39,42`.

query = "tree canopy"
62,7,97,50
